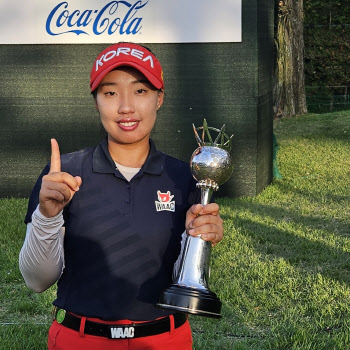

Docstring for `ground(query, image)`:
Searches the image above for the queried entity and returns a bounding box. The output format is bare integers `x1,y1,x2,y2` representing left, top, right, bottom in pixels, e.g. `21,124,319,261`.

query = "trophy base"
156,285,222,319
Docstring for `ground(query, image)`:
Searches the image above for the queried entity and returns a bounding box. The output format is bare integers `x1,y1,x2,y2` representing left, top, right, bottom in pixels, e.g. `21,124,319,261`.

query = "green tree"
304,0,350,112
304,0,350,26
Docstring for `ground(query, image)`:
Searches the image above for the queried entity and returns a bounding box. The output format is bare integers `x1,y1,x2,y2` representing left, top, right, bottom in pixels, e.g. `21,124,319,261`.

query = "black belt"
53,308,187,339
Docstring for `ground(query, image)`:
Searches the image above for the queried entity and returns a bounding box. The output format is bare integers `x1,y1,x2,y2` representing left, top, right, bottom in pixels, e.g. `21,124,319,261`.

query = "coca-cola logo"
46,1,148,36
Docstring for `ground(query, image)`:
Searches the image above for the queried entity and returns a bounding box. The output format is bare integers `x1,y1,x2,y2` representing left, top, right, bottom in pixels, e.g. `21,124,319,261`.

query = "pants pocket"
48,321,61,349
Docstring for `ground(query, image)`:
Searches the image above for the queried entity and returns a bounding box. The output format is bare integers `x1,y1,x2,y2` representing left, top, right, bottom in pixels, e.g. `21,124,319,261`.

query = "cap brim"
91,61,163,92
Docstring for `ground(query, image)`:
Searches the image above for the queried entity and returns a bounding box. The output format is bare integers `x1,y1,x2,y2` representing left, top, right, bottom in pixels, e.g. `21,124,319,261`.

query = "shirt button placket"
125,184,131,205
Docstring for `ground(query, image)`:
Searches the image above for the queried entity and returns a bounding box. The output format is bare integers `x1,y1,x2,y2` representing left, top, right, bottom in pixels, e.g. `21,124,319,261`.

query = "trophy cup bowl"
191,146,233,190
156,120,233,318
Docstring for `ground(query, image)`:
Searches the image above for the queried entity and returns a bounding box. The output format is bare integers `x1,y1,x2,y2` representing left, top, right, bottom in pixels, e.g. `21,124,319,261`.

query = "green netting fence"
306,85,350,113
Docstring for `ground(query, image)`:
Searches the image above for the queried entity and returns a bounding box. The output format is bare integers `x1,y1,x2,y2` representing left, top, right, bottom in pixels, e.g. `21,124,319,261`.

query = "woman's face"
95,67,164,148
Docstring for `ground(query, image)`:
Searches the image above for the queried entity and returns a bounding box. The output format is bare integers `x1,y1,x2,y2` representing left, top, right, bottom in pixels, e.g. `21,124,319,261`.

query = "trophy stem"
201,187,213,206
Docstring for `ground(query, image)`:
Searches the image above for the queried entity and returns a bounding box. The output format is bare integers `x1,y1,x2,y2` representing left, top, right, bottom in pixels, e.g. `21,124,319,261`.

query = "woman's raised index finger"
50,138,61,173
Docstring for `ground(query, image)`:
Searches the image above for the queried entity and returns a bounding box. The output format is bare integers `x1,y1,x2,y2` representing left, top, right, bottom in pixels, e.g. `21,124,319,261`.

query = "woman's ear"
157,89,164,110
92,89,99,111
94,97,99,111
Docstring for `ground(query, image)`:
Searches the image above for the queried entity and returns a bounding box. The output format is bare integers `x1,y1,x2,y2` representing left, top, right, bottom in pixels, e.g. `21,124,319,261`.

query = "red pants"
48,316,193,350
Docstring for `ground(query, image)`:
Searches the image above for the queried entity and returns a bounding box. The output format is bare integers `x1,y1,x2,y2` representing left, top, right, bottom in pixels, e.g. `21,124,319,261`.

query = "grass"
1,110,350,349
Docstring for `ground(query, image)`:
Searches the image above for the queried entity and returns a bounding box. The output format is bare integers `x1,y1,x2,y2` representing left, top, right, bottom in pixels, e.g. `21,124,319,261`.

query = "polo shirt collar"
92,137,164,175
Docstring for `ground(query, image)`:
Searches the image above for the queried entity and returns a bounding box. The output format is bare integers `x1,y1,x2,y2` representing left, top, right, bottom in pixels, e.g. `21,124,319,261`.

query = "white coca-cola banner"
0,0,241,44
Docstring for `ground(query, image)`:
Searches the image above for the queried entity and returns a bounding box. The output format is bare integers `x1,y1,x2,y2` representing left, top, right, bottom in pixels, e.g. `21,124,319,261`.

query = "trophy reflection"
156,120,233,318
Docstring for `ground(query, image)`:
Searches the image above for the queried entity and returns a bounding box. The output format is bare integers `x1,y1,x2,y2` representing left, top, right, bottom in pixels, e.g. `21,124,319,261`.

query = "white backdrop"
0,0,241,44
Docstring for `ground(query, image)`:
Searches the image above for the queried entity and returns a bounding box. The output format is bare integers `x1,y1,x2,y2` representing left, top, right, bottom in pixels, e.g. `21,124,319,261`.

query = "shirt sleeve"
25,164,50,224
19,205,65,293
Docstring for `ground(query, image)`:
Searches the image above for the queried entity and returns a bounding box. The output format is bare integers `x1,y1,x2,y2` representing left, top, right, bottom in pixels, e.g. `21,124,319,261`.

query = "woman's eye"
105,91,116,96
136,88,147,94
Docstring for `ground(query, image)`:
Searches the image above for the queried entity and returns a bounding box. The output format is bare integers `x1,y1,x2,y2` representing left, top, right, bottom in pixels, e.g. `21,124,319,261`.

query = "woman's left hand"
185,203,224,246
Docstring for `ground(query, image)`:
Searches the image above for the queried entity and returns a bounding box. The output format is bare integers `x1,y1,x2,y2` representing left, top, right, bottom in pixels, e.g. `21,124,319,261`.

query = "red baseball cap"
90,42,164,92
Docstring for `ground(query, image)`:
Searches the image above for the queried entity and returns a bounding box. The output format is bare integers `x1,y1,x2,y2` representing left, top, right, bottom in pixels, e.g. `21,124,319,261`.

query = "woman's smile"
117,119,139,131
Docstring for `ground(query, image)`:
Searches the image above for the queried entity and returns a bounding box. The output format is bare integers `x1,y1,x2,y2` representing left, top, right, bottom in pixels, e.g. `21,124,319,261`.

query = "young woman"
19,42,223,350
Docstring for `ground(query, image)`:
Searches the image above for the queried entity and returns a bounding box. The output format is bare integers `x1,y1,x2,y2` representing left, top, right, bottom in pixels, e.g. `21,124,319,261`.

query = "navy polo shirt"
25,138,201,321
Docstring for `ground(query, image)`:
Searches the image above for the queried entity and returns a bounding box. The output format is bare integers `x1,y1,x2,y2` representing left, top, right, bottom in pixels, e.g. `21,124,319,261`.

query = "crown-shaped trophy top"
192,119,234,151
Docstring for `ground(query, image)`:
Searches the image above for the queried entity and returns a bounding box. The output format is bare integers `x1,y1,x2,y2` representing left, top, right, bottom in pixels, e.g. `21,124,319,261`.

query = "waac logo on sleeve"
155,191,175,212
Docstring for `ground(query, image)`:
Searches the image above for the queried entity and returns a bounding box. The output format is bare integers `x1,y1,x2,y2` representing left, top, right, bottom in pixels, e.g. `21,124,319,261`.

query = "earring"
157,105,161,110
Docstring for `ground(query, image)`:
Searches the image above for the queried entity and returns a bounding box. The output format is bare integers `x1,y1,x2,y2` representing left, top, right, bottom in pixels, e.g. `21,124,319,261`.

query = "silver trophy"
156,120,233,318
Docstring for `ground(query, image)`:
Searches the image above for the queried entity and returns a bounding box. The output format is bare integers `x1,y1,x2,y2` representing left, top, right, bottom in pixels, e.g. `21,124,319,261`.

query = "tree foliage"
304,27,350,87
304,0,350,88
303,0,350,112
304,0,350,26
